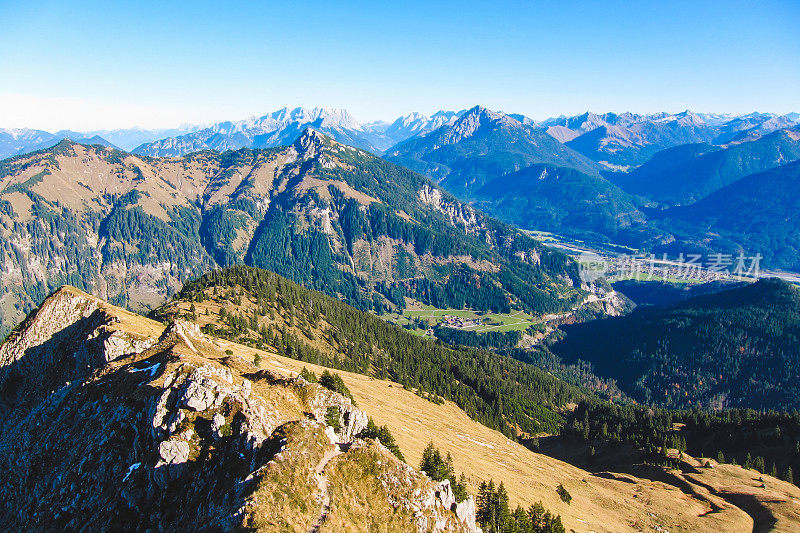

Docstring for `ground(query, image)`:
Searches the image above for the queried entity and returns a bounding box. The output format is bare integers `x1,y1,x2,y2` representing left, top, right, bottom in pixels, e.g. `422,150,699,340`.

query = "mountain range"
385,106,602,198
377,106,800,269
6,106,796,164
539,110,800,168
0,130,600,338
5,103,800,531
0,124,202,159
5,104,800,328
133,107,465,157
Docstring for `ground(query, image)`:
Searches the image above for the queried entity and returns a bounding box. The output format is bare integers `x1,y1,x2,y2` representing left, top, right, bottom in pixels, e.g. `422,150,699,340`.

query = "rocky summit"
0,286,477,531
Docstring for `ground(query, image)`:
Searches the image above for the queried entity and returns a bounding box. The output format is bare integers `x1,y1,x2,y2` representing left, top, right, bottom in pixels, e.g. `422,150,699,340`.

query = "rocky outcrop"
418,184,484,234
0,287,155,420
302,379,369,442
0,287,475,531
370,442,479,533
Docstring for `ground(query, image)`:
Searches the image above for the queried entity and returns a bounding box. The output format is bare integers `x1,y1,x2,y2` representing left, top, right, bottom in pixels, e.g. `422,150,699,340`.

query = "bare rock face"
302,379,369,442
293,127,327,160
0,287,476,531
418,184,484,234
154,439,191,486
455,496,478,532
211,413,226,438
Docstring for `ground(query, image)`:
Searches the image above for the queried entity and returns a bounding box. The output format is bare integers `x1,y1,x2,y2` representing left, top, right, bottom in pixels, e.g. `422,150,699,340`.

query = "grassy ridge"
158,265,591,437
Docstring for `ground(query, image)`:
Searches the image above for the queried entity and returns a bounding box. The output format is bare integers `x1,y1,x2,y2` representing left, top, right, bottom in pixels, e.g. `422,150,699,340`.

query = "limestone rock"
211,413,226,439
158,439,190,465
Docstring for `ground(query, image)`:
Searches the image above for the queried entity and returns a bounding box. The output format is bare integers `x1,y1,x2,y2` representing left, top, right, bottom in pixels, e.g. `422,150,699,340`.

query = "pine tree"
512,506,529,532
477,481,490,526
528,501,545,530
496,482,510,531
485,480,496,531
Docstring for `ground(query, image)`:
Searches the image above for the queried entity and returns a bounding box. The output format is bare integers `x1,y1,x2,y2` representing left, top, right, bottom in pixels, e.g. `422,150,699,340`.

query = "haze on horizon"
0,0,798,131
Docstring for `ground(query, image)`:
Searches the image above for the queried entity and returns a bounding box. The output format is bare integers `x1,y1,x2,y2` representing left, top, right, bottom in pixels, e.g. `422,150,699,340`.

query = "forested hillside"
551,279,800,410
154,265,592,438
610,127,800,205
474,163,648,243
0,131,594,337
654,159,800,270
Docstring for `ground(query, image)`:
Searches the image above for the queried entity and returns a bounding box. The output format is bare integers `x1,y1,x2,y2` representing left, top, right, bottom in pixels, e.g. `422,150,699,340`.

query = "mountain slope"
713,112,800,144
474,163,647,241
152,266,799,531
5,280,795,532
362,111,462,152
0,132,591,337
551,279,800,410
656,159,800,269
611,127,800,205
385,106,601,198
153,265,592,437
262,352,762,533
0,286,475,531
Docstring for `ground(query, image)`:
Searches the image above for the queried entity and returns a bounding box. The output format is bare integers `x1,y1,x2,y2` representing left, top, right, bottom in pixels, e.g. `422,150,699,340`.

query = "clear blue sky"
0,0,798,129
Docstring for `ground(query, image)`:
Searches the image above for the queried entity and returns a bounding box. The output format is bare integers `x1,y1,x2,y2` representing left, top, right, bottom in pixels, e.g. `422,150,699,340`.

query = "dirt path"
309,444,344,533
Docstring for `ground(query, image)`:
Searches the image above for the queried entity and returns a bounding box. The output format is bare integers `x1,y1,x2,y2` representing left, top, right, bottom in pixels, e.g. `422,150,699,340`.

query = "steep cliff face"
0,287,476,531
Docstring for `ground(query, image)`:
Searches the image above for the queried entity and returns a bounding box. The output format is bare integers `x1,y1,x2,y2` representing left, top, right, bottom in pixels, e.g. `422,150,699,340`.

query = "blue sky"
0,0,798,129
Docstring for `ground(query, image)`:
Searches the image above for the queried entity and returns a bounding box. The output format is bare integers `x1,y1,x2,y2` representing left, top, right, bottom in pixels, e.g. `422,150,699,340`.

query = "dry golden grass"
323,444,421,533
677,455,800,533
209,342,747,533
60,289,800,533
245,423,328,532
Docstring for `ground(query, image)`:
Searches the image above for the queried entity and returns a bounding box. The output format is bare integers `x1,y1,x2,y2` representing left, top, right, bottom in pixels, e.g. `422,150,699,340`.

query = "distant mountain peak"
293,127,328,158
461,105,509,122
442,106,519,144
54,137,77,147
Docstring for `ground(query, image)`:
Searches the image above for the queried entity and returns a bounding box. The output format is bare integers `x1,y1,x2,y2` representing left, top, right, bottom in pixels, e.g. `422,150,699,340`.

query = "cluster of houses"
440,314,483,329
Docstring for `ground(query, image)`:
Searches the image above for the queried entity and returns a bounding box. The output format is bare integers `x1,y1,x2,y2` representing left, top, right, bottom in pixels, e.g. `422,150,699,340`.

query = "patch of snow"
122,462,141,482
455,433,495,449
130,362,161,377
